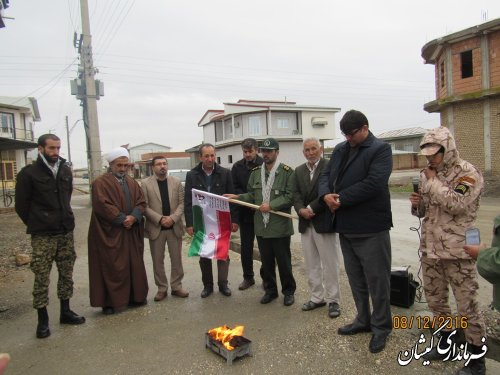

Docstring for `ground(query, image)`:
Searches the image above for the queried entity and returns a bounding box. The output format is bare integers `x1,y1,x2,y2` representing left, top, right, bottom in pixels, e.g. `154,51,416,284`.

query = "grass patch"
390,184,413,193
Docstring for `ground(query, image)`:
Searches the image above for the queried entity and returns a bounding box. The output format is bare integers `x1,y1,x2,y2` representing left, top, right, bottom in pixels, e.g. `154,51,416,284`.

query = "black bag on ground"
390,267,419,308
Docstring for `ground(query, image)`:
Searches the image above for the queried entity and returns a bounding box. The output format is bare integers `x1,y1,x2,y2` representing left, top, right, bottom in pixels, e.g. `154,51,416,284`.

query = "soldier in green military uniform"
465,215,500,311
463,216,500,374
225,138,296,306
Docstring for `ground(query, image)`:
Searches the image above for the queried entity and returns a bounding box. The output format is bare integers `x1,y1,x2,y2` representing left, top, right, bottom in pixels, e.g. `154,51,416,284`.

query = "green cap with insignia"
260,137,279,150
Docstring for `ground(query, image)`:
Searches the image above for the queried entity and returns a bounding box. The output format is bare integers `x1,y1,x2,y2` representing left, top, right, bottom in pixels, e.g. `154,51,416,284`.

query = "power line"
7,59,78,105
93,0,133,58
96,53,431,86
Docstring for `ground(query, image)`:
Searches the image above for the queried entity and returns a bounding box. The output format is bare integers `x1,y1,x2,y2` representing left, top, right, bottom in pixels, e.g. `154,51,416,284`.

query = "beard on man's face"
42,151,58,163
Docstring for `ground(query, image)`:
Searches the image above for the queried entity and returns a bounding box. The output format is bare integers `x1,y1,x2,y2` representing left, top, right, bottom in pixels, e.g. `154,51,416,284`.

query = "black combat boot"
423,330,454,361
456,343,486,375
59,299,86,325
36,307,50,339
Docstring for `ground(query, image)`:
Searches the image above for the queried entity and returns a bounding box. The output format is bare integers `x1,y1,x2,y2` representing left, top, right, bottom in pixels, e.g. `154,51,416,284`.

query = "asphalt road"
0,191,499,374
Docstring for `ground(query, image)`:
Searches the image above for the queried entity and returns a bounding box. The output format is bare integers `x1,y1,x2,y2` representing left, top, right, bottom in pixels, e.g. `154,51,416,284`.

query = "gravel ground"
1,186,500,374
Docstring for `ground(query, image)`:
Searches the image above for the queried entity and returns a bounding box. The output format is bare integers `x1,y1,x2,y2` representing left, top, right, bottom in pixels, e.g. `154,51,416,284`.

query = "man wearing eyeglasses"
318,110,393,354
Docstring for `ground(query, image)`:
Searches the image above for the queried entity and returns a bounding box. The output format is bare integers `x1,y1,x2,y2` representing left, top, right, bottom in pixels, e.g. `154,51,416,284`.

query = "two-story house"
197,99,340,168
0,96,39,194
422,18,500,176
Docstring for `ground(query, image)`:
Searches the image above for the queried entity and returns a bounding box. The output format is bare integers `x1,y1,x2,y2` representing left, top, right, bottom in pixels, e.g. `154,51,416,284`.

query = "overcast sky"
1,0,500,168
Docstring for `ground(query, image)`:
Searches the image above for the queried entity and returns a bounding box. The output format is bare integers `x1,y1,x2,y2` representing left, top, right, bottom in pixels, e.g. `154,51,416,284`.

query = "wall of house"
203,123,216,144
385,137,422,152
439,97,500,176
392,154,427,170
269,112,298,136
490,31,500,88
301,111,335,140
491,97,500,176
436,54,448,99
215,140,305,170
452,101,485,171
129,144,171,162
451,37,482,95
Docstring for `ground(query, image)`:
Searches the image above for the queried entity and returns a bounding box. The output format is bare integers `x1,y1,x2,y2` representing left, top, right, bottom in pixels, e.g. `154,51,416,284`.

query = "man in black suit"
184,144,239,298
293,138,341,318
318,110,393,354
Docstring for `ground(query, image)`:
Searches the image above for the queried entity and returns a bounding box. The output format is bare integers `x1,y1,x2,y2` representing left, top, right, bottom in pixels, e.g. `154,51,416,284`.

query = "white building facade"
197,99,340,168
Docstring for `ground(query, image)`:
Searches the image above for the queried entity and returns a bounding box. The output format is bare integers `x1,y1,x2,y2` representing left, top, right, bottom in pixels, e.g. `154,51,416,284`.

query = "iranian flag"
188,189,231,260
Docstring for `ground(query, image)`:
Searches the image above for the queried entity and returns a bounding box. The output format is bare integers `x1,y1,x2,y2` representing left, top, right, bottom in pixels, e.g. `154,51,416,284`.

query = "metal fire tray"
205,332,252,365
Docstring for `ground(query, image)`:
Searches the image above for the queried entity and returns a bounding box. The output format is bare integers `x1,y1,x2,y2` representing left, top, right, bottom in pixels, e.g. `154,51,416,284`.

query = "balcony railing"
0,127,35,142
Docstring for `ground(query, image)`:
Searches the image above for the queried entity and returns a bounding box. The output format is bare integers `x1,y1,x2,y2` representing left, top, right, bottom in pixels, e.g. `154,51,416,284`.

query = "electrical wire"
409,212,426,304
93,0,136,65
7,58,78,105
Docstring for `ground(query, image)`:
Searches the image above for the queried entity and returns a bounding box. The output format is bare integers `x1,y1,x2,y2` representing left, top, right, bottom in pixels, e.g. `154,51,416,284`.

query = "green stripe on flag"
188,205,205,257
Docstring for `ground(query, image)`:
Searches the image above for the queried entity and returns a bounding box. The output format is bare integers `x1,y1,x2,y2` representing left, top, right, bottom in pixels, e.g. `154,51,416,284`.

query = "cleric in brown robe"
88,147,148,314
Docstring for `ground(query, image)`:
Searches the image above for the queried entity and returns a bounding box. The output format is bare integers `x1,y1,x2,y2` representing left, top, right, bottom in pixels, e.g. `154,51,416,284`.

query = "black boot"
60,299,86,325
423,330,454,361
36,307,50,339
456,343,486,375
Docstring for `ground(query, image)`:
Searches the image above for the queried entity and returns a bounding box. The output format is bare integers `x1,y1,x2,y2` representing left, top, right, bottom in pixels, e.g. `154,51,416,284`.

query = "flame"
208,325,245,350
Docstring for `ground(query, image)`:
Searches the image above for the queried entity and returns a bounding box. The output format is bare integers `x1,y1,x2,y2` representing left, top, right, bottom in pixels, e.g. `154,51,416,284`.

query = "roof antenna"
481,10,488,22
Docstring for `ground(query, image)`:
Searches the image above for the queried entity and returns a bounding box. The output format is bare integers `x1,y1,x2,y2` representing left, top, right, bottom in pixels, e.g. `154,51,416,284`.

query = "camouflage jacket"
411,126,483,260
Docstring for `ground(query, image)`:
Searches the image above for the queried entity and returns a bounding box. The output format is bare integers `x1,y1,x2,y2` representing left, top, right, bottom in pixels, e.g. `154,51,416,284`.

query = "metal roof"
377,127,428,139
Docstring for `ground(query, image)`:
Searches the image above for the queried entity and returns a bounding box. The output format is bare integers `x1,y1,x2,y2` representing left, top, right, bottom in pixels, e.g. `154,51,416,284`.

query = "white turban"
106,147,129,163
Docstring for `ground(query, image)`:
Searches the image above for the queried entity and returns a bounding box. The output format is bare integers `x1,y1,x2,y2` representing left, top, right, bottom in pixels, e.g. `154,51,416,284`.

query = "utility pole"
77,0,103,182
65,115,72,165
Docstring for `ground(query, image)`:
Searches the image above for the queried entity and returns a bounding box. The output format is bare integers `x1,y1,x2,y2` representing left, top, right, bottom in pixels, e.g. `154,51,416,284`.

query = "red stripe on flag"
215,210,231,260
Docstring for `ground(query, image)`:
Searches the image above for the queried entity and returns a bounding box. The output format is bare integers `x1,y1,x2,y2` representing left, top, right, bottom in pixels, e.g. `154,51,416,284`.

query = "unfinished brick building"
422,18,500,177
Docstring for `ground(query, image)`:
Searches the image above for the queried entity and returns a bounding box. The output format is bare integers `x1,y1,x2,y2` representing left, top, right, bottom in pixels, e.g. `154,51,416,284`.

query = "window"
0,162,15,181
248,116,261,136
216,157,221,165
277,118,289,129
224,119,233,140
215,121,224,142
403,143,414,152
440,62,445,88
0,112,14,134
461,50,473,79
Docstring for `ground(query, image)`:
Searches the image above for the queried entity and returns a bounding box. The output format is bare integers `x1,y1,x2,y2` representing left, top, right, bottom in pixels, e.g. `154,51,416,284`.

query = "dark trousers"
339,231,392,335
199,257,229,288
239,222,255,280
256,236,296,296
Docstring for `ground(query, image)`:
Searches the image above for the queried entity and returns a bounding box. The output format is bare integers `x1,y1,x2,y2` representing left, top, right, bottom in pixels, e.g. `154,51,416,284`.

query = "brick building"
422,18,500,176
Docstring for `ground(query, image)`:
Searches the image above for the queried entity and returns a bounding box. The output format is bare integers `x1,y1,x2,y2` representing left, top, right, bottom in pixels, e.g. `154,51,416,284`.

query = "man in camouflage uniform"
410,126,486,375
225,138,296,307
15,134,85,339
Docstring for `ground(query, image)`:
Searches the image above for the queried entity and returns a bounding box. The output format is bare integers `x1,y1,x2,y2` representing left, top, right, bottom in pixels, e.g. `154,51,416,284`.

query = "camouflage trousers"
30,232,76,309
422,257,486,346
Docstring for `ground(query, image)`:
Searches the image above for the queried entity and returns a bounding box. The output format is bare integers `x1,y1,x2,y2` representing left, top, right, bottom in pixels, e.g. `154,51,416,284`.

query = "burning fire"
207,325,245,350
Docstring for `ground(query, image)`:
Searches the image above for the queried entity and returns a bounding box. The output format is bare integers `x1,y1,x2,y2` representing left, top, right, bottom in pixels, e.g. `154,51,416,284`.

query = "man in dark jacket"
15,134,85,339
318,110,393,353
184,144,238,298
231,138,263,290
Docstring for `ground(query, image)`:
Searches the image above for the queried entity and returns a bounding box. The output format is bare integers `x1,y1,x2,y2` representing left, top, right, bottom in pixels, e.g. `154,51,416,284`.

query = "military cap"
259,138,279,150
420,143,442,156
